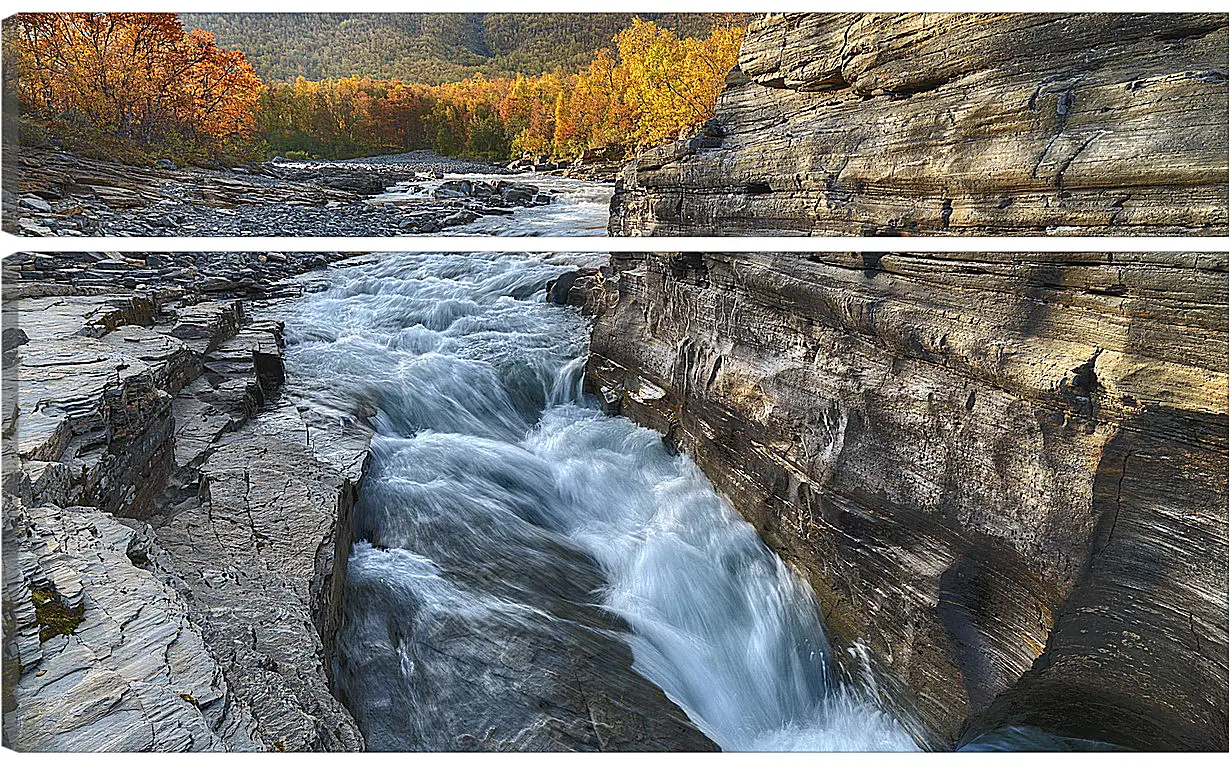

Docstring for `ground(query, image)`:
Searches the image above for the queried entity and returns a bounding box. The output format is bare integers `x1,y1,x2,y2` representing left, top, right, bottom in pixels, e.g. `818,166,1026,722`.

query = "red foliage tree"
9,12,262,157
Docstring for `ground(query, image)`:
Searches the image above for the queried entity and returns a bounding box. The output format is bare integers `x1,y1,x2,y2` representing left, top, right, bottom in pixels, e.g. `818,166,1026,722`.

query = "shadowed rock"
586,249,1228,749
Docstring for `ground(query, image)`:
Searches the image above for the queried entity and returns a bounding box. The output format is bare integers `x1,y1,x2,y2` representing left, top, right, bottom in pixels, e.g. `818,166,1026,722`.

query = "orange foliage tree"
6,14,742,163
8,13,263,158
258,18,744,161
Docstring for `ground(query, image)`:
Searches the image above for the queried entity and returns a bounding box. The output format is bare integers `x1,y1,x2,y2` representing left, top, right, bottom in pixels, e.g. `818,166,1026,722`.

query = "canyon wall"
611,12,1229,236
585,249,1228,749
594,11,1229,748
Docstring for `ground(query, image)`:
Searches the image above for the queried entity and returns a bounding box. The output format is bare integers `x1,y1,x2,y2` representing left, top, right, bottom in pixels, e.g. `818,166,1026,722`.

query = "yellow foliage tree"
254,17,743,161
10,14,745,162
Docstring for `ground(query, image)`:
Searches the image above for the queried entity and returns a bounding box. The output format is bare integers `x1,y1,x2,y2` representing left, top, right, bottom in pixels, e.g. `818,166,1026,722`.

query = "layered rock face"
586,250,1228,749
2,255,366,750
611,13,1229,236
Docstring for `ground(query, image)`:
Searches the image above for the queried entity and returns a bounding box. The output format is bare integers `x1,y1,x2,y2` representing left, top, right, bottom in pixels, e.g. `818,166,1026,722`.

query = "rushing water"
283,166,920,751
283,244,920,751
373,172,613,236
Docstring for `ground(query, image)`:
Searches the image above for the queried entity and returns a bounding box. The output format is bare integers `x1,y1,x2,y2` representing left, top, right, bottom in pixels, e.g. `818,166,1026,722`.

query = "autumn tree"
7,14,744,163
8,12,262,159
251,17,743,162
614,18,742,148
539,18,742,158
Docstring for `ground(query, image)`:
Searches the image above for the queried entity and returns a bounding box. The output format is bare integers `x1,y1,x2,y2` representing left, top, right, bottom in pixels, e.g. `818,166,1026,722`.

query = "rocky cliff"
611,13,1229,236
585,250,1228,749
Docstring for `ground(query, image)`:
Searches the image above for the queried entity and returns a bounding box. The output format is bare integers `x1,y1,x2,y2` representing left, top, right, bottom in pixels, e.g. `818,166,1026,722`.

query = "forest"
5,12,745,165
179,12,744,85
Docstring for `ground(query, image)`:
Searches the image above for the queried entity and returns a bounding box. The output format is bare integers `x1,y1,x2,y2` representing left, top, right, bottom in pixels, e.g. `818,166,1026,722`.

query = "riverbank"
12,244,1216,752
586,247,1228,751
2,148,595,237
2,251,372,750
0,249,732,751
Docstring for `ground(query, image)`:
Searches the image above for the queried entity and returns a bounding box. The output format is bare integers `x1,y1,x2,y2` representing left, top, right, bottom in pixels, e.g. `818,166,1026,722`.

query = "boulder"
19,197,52,213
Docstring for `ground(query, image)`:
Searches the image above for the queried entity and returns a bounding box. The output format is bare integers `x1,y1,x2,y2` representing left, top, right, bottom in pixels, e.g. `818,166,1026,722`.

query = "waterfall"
283,250,918,751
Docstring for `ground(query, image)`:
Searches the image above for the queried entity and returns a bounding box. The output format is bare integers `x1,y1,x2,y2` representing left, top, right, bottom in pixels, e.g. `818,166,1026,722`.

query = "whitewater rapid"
282,249,919,751
373,172,614,236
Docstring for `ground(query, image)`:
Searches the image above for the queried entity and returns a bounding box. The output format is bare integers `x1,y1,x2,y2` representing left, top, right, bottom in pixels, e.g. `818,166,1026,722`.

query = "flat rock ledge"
2,255,369,751
3,148,549,237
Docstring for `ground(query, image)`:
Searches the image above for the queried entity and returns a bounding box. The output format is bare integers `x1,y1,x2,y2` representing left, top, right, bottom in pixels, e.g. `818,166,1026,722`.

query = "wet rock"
433,180,472,199
501,184,541,206
545,267,601,312
431,179,549,208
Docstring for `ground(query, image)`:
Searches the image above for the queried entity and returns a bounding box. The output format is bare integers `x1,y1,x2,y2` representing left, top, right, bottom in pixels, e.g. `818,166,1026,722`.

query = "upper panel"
3,12,1227,237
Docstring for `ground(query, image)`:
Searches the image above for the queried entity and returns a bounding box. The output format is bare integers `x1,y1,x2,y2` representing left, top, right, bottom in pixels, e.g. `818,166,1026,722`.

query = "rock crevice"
2,254,368,751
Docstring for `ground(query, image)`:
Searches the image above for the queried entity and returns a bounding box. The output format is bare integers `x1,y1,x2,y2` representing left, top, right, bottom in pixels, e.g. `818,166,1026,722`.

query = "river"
279,185,923,751
373,172,615,236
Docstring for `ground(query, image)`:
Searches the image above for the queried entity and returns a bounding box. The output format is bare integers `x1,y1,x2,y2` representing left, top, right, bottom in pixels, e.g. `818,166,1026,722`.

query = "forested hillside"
256,20,744,161
179,13,746,84
9,13,745,165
